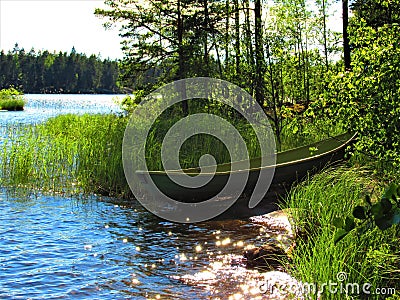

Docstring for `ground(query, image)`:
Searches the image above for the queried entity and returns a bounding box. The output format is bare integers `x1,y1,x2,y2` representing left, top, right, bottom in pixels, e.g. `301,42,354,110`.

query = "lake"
0,94,281,299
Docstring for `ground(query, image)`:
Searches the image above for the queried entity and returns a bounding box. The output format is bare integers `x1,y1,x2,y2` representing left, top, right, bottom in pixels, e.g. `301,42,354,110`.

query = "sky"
0,0,344,61
0,0,123,59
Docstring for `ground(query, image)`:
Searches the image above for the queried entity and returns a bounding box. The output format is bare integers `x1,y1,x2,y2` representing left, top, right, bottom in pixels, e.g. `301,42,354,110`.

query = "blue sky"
0,0,123,59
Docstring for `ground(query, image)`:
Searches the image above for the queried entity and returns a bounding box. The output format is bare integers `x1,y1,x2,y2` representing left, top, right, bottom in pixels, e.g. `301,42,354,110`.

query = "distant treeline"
0,45,121,94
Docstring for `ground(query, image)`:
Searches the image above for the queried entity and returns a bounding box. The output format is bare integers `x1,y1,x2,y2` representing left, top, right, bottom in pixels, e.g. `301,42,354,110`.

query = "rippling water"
0,95,286,299
0,188,287,299
0,94,123,126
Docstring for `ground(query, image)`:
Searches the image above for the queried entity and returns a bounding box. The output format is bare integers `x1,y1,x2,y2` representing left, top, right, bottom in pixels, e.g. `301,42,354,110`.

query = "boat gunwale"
137,133,357,176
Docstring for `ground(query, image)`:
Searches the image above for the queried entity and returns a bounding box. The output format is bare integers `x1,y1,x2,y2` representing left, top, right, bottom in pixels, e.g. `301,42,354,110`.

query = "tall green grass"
1,114,128,197
282,166,399,299
279,117,346,151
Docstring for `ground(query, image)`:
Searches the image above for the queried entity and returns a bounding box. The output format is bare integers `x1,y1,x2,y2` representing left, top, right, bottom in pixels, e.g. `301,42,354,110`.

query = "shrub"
310,20,400,173
0,87,26,111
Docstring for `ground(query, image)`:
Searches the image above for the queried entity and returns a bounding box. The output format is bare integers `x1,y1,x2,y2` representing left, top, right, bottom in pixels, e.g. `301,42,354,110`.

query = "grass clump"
0,87,26,111
283,166,399,299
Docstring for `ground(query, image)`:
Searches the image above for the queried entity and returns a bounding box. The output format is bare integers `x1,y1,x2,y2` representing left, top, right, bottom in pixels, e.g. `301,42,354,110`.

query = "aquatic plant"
1,114,128,197
0,87,26,111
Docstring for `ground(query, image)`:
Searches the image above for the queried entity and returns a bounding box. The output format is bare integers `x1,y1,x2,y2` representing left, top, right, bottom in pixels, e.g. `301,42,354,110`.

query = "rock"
244,243,287,269
249,209,295,236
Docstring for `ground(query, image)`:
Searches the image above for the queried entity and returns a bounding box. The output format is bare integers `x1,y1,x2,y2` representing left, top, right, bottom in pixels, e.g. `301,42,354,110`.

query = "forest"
96,0,400,166
0,45,120,94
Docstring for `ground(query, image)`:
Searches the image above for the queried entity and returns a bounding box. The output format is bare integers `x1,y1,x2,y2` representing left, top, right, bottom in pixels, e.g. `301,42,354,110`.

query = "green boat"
136,132,356,218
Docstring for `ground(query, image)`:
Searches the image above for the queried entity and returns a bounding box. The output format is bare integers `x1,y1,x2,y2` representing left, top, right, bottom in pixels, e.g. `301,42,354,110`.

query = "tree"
96,0,226,114
313,18,400,170
254,0,264,107
342,0,351,70
351,0,400,28
0,47,120,93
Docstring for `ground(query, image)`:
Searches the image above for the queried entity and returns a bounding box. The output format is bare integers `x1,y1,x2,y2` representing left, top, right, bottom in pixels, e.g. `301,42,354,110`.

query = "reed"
282,166,399,299
1,114,128,197
279,117,345,151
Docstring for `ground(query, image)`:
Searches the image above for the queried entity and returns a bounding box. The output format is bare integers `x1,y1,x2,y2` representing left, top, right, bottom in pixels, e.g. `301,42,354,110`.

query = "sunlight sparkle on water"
221,237,231,245
235,241,244,247
244,244,255,250
229,293,243,300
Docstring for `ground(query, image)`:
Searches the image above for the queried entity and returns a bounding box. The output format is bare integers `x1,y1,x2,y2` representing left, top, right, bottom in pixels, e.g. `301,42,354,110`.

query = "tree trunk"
342,0,351,70
224,0,230,71
244,0,254,95
322,0,329,71
203,0,209,75
254,0,264,106
177,0,188,115
234,0,240,78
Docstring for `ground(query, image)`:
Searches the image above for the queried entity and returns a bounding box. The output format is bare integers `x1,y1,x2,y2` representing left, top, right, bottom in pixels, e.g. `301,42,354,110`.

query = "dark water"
0,95,280,299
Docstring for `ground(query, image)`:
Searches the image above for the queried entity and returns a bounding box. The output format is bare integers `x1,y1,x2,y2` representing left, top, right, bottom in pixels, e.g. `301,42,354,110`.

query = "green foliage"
283,167,400,299
311,19,400,171
95,0,224,90
96,0,341,141
0,87,25,110
333,183,400,244
115,90,148,113
351,0,400,28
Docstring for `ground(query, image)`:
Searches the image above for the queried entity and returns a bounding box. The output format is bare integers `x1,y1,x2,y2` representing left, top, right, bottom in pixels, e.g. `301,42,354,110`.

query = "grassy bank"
283,166,399,299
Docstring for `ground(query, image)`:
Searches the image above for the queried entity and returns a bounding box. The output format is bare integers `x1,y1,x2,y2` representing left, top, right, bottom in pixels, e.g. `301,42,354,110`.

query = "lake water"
0,94,123,126
0,95,282,299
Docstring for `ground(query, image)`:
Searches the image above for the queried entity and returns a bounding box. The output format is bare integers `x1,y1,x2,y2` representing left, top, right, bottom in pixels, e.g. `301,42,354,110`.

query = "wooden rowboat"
136,133,356,218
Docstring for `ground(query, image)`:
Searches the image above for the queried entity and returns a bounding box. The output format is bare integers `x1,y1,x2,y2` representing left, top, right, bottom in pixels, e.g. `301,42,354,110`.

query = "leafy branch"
333,183,400,244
